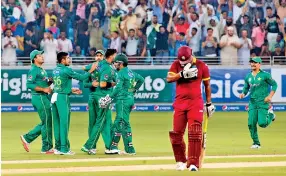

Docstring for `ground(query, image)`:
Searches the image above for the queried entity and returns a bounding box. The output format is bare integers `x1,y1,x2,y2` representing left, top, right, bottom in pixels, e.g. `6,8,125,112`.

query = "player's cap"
177,46,193,65
114,53,128,64
95,50,105,55
250,57,262,63
30,50,44,61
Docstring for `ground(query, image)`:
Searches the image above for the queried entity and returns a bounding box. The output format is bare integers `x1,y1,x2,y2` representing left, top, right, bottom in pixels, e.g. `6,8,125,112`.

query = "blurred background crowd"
1,0,286,65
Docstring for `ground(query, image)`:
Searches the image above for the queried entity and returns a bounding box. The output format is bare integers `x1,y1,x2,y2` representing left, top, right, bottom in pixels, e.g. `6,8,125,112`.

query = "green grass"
2,112,286,161
3,167,286,176
3,157,286,169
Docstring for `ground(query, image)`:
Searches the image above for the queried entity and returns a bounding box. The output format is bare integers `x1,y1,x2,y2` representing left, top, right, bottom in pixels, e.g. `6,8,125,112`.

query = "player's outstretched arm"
83,76,93,88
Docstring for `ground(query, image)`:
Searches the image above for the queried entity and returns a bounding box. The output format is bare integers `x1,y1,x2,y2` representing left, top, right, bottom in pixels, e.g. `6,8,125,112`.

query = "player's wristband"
206,102,212,107
106,82,112,88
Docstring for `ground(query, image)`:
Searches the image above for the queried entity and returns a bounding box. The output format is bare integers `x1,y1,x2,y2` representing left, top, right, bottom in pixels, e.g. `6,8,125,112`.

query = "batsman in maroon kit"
167,46,215,171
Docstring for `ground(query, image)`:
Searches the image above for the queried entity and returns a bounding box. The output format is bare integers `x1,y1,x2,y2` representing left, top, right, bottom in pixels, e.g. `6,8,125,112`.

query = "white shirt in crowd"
1,36,18,65
19,0,37,23
188,32,200,53
40,39,58,66
58,38,73,53
220,34,240,65
238,37,253,65
126,37,139,56
110,37,121,53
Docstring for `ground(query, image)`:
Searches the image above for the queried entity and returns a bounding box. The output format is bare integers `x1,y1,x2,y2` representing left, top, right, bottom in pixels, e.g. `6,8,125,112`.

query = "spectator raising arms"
40,30,58,65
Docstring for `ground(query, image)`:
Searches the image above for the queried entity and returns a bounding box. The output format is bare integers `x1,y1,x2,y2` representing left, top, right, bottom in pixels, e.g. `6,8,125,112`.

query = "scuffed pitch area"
2,155,286,175
2,161,286,174
3,154,286,164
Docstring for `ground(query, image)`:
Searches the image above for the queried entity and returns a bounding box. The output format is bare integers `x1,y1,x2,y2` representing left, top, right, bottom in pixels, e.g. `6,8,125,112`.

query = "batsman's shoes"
105,149,119,155
88,149,97,155
81,146,89,153
20,135,30,152
61,150,75,155
189,164,199,171
250,144,261,149
41,149,54,154
176,162,186,171
268,109,276,121
54,149,62,155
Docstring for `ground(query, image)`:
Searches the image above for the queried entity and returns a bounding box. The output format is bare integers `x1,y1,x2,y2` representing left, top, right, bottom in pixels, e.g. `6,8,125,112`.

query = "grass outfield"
2,112,286,161
2,111,286,175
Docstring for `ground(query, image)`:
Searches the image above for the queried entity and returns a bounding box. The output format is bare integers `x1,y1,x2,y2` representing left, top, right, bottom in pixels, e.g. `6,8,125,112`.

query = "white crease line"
2,154,286,164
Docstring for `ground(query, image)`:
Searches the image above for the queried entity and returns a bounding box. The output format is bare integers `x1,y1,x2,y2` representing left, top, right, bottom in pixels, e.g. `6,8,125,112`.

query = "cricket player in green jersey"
100,53,144,155
51,52,97,155
81,50,108,154
20,50,54,154
83,49,118,155
240,57,277,149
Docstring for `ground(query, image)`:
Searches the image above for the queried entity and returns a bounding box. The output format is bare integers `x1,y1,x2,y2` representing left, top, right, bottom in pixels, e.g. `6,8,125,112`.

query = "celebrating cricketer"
51,52,97,155
240,57,277,149
20,50,53,154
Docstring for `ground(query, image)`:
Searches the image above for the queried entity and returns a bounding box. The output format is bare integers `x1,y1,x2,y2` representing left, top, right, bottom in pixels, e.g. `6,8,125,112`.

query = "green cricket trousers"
84,94,112,150
23,94,53,152
110,98,135,154
248,102,274,145
52,94,71,153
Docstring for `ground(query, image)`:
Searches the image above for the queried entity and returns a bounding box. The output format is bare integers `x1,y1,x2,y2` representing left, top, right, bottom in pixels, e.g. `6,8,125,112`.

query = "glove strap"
179,71,184,79
206,102,212,107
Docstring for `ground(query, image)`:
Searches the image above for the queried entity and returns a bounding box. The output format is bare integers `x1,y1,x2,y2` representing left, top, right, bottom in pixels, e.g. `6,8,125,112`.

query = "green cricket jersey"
83,62,100,93
27,64,49,94
95,60,116,96
110,67,144,100
242,70,277,102
52,64,91,94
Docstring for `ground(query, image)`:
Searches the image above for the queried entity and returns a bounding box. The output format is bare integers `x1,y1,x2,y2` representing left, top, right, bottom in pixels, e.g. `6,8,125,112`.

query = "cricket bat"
199,113,209,168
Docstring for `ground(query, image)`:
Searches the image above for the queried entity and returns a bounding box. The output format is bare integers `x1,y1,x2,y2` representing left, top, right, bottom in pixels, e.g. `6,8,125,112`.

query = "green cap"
114,53,128,64
30,50,44,61
250,57,262,63
95,50,105,55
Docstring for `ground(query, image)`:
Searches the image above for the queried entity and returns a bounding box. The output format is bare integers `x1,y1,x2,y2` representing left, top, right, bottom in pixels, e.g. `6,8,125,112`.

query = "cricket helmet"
177,46,193,65
114,53,128,64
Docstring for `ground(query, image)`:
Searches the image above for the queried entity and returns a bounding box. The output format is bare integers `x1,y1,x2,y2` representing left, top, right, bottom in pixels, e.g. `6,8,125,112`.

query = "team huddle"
20,46,277,172
20,48,144,156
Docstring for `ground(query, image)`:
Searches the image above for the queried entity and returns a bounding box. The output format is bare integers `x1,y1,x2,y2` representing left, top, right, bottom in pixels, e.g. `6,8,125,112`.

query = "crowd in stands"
1,0,286,65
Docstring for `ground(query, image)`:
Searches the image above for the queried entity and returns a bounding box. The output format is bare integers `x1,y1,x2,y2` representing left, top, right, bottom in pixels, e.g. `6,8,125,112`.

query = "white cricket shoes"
176,162,186,171
250,144,261,149
54,149,62,155
105,149,119,154
189,164,199,171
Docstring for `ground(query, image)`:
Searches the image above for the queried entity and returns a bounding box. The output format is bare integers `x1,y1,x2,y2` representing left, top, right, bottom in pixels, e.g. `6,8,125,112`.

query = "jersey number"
53,76,62,86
